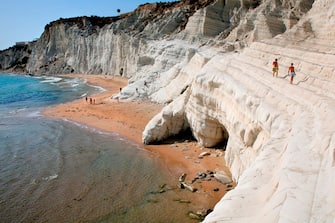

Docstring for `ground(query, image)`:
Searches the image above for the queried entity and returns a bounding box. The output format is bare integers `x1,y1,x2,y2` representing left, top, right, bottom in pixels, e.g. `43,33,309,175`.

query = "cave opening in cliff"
160,128,196,145
213,138,228,151
213,125,229,151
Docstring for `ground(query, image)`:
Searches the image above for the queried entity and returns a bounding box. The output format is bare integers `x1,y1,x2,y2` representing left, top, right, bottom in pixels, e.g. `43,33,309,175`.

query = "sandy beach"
43,74,233,211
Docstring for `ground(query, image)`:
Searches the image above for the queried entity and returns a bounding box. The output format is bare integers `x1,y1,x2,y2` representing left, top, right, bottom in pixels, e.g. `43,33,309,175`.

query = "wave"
39,77,63,84
86,83,106,93
64,77,83,87
80,92,88,97
3,107,43,119
26,111,42,118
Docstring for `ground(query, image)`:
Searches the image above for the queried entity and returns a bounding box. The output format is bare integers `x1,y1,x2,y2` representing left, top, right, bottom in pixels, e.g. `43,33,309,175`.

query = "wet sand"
43,74,233,211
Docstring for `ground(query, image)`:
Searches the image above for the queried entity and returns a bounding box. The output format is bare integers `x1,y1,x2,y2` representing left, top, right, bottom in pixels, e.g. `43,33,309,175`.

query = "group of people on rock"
272,58,296,84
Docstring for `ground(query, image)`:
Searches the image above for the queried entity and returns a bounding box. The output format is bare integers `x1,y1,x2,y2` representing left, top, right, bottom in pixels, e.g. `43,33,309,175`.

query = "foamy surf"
39,77,63,83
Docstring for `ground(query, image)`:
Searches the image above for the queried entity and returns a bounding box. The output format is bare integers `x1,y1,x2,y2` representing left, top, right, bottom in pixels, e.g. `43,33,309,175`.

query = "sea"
0,73,198,223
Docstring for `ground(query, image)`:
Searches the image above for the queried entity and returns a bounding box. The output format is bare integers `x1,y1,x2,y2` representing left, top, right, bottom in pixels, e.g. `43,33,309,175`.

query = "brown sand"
43,74,233,210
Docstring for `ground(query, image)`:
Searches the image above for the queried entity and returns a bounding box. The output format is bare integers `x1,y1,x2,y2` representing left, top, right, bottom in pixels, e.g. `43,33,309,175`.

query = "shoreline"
42,74,232,212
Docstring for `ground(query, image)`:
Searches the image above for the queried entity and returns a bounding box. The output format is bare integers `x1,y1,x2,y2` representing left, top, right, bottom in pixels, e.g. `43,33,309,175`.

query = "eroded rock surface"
1,0,335,222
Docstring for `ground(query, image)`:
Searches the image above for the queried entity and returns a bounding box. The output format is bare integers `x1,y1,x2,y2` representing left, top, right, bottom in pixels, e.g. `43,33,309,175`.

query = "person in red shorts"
272,58,279,77
288,63,296,84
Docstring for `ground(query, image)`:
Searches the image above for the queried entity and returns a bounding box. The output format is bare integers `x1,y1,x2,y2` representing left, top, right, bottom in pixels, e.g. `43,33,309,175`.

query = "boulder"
214,170,232,184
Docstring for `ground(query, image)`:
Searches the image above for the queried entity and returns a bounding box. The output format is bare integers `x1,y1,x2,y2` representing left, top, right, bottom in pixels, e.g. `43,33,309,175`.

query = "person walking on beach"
272,58,279,77
288,63,296,84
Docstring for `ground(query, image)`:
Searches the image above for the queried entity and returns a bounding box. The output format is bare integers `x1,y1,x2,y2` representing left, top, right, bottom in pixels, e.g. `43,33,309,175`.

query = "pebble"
198,151,211,158
179,199,191,203
182,147,189,152
197,209,212,217
188,212,201,220
147,198,159,203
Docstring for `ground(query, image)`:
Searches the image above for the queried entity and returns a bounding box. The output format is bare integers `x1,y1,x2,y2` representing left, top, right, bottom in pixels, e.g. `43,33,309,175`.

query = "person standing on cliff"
288,63,296,84
272,58,279,77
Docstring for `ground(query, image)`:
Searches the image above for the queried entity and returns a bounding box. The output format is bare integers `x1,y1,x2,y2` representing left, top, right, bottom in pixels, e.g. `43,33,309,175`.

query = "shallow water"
0,73,198,223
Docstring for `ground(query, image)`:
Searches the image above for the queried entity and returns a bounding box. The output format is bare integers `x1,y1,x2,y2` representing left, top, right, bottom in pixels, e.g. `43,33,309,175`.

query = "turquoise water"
0,73,198,223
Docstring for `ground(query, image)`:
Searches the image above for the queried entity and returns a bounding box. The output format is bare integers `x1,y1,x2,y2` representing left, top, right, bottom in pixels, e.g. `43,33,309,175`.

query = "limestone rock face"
0,1,219,75
183,0,228,37
142,88,190,144
221,0,314,45
143,0,335,222
1,0,313,75
26,17,142,76
0,44,33,72
2,0,335,222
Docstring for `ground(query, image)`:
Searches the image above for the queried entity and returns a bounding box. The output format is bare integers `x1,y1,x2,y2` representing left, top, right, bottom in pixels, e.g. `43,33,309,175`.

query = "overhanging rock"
142,88,191,144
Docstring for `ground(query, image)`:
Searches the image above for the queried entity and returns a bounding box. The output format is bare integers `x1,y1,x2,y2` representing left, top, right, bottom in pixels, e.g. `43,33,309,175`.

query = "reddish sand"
43,74,233,210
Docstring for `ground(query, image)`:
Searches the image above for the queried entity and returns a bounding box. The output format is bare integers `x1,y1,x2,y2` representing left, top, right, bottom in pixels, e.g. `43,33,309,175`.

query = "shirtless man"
272,58,279,77
288,63,296,84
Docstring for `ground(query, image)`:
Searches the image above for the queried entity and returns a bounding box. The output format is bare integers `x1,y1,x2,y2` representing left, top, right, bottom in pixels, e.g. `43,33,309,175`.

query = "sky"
0,0,176,50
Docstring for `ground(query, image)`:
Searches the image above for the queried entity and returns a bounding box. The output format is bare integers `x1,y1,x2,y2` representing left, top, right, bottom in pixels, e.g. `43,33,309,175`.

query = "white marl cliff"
141,0,335,222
